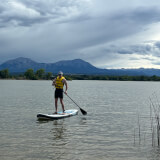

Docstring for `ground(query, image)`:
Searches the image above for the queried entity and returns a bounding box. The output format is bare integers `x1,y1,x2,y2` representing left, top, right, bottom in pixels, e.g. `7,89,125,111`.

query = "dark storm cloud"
0,0,90,27
66,6,160,52
113,7,160,24
1,0,160,68
155,41,160,49
0,1,51,27
117,44,152,55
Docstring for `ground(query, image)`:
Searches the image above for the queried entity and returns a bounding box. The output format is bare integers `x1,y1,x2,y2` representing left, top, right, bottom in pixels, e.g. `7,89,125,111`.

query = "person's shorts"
55,89,63,98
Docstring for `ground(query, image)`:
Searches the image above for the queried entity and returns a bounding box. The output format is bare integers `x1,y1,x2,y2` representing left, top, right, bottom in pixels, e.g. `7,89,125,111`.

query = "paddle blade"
80,108,87,115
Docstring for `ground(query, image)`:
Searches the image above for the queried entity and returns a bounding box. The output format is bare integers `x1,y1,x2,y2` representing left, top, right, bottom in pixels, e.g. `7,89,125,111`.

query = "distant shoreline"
1,74,160,81
1,68,160,81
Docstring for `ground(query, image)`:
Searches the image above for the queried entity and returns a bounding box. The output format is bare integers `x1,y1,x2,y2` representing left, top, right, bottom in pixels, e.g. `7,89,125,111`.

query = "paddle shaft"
65,93,80,109
64,93,87,115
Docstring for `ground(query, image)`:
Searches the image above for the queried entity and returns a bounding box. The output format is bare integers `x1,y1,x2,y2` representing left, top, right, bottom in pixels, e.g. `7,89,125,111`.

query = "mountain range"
0,57,160,76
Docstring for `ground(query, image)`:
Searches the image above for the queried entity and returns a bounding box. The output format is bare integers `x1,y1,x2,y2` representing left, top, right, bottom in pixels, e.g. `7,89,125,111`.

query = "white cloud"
1,0,160,68
0,0,91,27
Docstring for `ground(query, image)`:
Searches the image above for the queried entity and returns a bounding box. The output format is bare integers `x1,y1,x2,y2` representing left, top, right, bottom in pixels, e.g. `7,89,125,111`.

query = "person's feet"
61,110,66,114
53,110,65,114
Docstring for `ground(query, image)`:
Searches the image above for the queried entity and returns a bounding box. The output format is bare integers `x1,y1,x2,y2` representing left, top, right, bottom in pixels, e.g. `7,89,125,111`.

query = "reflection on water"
51,120,66,141
147,147,160,160
1,80,160,160
78,118,87,125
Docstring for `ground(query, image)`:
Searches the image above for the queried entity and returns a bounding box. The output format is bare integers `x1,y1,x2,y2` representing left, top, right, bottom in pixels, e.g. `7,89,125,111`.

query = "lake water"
1,80,160,160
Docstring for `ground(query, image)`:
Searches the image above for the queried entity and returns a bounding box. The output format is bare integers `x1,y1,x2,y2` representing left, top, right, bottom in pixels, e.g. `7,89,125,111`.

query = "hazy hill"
0,57,160,76
0,57,104,74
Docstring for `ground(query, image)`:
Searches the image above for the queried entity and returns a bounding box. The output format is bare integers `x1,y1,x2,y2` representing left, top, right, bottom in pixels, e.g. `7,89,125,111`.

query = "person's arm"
52,78,56,86
63,79,68,94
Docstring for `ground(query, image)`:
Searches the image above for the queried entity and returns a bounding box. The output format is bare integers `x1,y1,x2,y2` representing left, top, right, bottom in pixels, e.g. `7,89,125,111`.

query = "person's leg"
55,98,58,113
60,98,65,112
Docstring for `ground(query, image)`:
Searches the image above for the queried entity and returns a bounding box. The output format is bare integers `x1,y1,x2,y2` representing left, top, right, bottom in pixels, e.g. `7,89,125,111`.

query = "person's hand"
52,82,56,86
64,91,67,95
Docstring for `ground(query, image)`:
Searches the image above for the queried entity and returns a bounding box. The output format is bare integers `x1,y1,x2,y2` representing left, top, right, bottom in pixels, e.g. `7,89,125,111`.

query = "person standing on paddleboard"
52,71,68,114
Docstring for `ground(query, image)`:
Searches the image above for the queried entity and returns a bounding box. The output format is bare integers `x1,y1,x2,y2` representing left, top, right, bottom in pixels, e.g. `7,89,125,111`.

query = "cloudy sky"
1,0,160,68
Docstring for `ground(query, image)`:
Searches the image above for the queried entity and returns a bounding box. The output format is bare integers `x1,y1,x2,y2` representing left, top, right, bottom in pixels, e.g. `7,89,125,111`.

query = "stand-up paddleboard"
37,109,78,120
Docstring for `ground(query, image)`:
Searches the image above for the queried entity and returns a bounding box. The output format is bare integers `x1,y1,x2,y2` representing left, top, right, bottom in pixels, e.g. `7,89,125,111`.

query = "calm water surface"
1,80,160,160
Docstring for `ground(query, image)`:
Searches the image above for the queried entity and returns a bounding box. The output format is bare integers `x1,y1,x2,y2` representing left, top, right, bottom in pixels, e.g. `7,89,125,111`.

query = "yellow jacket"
55,76,65,89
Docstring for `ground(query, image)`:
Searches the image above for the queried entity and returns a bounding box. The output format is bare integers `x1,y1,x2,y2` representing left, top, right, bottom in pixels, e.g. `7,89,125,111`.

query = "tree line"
1,68,160,81
0,68,52,80
66,74,160,81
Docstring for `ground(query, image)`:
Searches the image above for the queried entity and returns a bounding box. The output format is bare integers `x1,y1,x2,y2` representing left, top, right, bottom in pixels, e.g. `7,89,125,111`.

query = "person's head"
58,71,63,77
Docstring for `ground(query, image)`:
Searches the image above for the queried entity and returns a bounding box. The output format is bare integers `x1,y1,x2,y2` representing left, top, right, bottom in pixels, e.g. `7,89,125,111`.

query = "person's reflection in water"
51,120,67,141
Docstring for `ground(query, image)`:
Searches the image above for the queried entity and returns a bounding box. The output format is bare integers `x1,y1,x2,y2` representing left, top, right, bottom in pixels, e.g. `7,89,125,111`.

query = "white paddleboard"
37,109,78,120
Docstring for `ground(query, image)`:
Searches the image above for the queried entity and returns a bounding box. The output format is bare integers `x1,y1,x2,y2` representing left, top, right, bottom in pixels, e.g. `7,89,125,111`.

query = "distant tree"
0,69,9,78
46,72,53,80
151,75,160,81
35,69,45,79
24,68,36,80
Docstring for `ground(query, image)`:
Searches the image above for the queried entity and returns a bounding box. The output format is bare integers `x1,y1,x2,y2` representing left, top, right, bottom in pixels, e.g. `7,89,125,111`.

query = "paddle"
65,93,87,115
